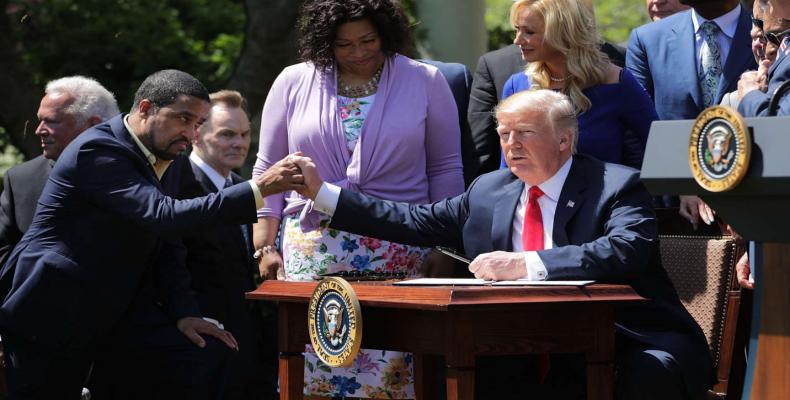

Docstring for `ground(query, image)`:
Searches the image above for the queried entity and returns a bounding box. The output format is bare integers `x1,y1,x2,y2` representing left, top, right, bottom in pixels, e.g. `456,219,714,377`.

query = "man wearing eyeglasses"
739,0,790,115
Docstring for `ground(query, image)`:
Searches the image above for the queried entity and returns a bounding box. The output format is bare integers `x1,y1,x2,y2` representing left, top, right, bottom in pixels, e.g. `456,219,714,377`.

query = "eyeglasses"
752,18,764,30
764,28,790,47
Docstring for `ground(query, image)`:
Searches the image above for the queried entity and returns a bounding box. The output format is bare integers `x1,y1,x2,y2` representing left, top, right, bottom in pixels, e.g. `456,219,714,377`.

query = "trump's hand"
468,251,528,281
255,153,306,198
291,156,323,200
177,317,239,351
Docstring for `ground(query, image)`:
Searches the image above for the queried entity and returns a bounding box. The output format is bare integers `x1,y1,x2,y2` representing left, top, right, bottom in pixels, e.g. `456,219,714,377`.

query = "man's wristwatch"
253,245,277,261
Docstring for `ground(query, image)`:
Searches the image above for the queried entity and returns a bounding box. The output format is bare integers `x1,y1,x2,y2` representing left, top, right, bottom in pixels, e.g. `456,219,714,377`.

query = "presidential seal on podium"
689,105,751,192
307,277,363,367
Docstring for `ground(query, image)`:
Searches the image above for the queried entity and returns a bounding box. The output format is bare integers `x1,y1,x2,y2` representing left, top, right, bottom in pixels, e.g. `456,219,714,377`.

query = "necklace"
338,66,383,98
549,74,570,82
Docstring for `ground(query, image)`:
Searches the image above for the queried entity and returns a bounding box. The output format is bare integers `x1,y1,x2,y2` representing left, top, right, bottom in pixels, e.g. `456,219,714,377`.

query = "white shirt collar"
691,4,741,39
523,156,573,203
189,151,229,191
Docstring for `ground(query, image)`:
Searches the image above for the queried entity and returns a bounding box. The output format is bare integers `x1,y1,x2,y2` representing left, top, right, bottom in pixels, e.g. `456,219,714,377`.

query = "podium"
247,281,643,400
642,116,790,399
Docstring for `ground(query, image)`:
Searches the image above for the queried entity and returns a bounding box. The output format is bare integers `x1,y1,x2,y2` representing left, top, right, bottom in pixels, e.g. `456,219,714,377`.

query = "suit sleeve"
75,140,257,236
330,188,468,249
538,173,658,281
467,55,502,177
0,171,21,266
626,28,654,98
738,62,790,116
153,237,201,321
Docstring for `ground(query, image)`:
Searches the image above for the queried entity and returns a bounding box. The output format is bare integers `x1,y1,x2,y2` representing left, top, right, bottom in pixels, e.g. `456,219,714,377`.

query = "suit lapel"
769,50,790,80
671,13,704,111
491,177,523,252
553,157,587,247
110,115,162,189
718,7,756,101
190,160,220,194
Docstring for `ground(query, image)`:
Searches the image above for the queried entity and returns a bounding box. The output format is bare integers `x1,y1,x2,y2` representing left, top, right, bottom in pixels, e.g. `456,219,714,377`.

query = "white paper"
393,278,594,286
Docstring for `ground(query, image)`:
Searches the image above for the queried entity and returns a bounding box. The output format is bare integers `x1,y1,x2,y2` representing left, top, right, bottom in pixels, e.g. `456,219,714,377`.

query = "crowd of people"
0,0,787,399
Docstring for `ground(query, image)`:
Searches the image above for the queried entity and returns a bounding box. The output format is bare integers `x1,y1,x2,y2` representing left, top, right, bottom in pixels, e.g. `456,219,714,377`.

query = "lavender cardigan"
253,54,464,229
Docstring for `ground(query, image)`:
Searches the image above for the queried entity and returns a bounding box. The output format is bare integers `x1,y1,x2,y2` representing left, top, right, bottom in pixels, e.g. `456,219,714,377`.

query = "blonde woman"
500,0,657,170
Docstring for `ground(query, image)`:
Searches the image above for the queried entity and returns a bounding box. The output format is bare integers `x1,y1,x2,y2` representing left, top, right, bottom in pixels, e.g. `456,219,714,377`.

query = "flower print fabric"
338,94,374,152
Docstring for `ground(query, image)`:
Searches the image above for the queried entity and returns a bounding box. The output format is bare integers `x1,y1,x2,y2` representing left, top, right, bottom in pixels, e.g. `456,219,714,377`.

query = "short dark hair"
297,0,412,71
131,69,210,112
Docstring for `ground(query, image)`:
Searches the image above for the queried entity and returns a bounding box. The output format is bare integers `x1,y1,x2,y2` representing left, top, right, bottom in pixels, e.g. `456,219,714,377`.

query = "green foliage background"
7,0,245,111
484,0,650,49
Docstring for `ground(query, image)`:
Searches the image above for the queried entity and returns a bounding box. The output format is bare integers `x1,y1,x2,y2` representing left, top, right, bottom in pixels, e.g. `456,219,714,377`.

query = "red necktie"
521,186,551,383
522,186,544,251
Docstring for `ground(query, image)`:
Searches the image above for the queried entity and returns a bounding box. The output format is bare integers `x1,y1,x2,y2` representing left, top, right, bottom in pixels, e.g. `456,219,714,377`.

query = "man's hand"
177,317,239,351
256,154,306,198
679,195,714,230
737,60,770,99
258,250,285,280
736,252,753,290
291,156,323,200
468,251,528,281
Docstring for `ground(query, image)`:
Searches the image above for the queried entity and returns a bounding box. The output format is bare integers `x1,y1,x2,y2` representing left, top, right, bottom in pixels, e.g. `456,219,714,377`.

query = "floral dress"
282,94,428,398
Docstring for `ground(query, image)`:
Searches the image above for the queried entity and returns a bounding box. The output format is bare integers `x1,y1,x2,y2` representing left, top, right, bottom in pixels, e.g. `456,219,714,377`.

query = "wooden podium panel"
247,281,644,400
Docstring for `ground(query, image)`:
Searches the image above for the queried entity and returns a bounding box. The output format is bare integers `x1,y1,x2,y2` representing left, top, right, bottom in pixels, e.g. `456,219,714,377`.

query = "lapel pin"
566,200,575,208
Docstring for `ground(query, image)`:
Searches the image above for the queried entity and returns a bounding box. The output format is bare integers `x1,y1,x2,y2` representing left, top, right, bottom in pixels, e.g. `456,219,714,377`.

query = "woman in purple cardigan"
252,0,464,397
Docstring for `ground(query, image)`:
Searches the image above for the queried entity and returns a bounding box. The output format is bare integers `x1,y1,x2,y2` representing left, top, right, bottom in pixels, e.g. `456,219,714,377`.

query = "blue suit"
739,51,790,116
328,154,713,397
419,59,476,186
627,8,756,120
0,115,257,397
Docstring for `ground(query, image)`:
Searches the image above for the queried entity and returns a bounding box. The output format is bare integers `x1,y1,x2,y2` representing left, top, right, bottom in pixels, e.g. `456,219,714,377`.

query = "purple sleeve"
253,68,292,219
424,69,465,201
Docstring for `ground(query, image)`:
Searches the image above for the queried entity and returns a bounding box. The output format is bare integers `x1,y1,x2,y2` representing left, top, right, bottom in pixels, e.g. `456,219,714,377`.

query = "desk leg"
279,352,305,400
278,302,307,400
586,308,615,400
414,353,441,400
446,366,475,400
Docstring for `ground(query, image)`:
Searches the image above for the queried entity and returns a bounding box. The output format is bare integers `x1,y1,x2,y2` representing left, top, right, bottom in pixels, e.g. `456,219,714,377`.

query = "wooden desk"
247,281,644,400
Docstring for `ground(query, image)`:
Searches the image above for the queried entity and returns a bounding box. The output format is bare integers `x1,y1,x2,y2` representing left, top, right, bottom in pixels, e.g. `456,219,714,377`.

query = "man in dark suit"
0,76,119,266
738,0,790,115
0,70,304,399
167,90,276,399
296,90,714,399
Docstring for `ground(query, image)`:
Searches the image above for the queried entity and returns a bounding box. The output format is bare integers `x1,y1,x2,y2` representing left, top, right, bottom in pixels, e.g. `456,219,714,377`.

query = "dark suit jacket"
468,43,629,178
627,7,756,120
0,156,53,266
420,59,476,187
0,114,258,355
739,50,790,116
329,154,713,395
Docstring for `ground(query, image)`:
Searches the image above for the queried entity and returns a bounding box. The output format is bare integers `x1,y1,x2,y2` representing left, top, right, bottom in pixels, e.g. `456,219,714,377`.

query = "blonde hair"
510,0,608,113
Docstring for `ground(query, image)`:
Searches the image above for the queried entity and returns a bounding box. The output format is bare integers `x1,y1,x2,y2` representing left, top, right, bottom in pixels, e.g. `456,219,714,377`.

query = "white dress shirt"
189,152,230,191
313,157,574,281
691,4,741,73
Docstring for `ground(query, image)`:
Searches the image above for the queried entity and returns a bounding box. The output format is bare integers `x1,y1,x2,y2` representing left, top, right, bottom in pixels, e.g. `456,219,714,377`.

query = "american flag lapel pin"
567,200,575,208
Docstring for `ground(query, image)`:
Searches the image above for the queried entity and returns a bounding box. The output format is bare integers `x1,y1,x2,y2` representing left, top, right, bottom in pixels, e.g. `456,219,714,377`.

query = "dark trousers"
88,322,231,400
3,333,93,400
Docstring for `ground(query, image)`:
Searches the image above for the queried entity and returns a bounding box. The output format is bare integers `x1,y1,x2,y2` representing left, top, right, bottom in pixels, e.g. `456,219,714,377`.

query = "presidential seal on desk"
689,105,751,192
307,277,362,367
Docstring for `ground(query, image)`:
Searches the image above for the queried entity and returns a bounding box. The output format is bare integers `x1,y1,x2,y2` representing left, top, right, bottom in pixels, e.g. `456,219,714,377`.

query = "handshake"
254,153,322,199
